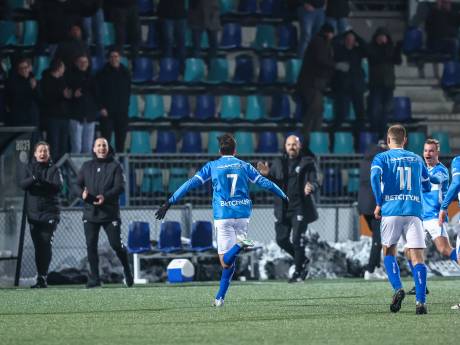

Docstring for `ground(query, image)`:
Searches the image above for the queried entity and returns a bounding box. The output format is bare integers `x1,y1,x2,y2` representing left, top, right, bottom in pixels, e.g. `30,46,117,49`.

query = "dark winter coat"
157,0,187,19
4,72,39,126
301,0,325,8
188,0,221,31
76,150,125,223
39,69,68,120
267,153,320,224
55,38,90,69
426,6,460,41
66,67,99,122
19,158,63,223
326,0,350,18
96,63,131,115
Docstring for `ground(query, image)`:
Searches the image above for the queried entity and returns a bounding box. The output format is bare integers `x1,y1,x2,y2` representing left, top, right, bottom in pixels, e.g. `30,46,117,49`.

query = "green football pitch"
2,278,460,345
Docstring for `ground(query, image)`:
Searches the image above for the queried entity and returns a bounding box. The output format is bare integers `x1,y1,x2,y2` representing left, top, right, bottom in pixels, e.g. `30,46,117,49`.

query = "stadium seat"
128,95,139,118
270,94,290,120
407,132,426,154
257,131,279,153
233,54,254,83
199,31,210,49
144,94,165,119
347,168,360,193
362,58,369,84
258,57,278,84
309,132,329,154
130,131,152,154
0,21,16,46
392,97,411,122
191,221,214,251
103,22,115,46
238,0,257,13
431,131,451,154
195,94,216,119
219,0,236,13
91,55,104,74
206,58,229,83
127,221,151,253
234,131,255,154
441,61,460,88
168,168,189,193
158,57,180,83
158,221,182,253
141,168,163,193
285,59,302,84
184,58,206,83
181,132,202,153
138,0,155,15
323,97,334,122
156,130,177,153
358,132,378,154
132,57,154,83
220,95,241,120
322,167,342,195
403,27,423,54
245,95,266,121
22,20,38,46
253,25,276,50
208,131,224,154
169,94,190,118
33,55,50,80
333,132,354,154
260,0,281,15
278,23,297,50
143,22,159,48
220,22,242,48
9,0,27,9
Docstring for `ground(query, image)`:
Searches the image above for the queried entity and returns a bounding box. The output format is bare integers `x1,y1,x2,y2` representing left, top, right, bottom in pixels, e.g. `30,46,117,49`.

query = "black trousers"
99,115,128,153
363,214,382,272
29,220,57,277
300,87,324,145
83,220,130,280
275,212,309,272
111,5,140,58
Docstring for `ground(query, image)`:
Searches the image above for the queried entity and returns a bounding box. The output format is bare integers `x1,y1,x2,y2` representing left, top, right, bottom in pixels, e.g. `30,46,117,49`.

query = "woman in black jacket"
19,141,63,288
76,137,133,288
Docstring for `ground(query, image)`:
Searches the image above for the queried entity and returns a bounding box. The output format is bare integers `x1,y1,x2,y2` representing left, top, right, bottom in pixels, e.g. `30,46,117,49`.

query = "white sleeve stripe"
250,175,261,184
194,174,205,184
453,172,460,177
371,166,382,172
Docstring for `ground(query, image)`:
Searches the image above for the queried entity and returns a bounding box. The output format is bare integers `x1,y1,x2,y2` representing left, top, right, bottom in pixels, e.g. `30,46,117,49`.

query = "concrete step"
396,78,439,86
395,86,446,102
397,63,444,79
411,101,454,114
412,113,460,121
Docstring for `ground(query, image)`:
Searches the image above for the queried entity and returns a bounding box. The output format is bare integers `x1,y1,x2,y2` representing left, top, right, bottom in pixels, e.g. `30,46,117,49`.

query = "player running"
371,125,431,315
155,133,288,307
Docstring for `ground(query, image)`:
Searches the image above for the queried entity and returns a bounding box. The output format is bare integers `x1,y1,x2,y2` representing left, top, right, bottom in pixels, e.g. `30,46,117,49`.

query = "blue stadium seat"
219,0,236,13
270,94,290,120
285,59,302,84
141,168,163,193
143,22,159,48
407,132,426,154
138,0,155,15
195,94,216,119
156,130,177,153
168,168,189,193
0,21,16,46
130,131,152,154
208,131,224,154
258,57,278,84
431,131,451,154
309,132,329,154
128,95,139,118
333,132,354,154
206,58,229,83
158,221,182,253
392,97,411,121
347,168,360,193
127,221,152,253
158,57,180,83
22,20,38,46
403,27,423,54
257,131,279,153
293,98,302,121
181,131,202,153
278,23,297,50
252,24,276,50
441,61,460,88
184,58,206,83
260,0,281,15
144,94,165,119
245,95,266,121
238,0,257,13
132,57,154,83
103,22,115,46
220,22,242,48
220,95,241,120
33,55,50,80
191,221,214,251
323,97,334,122
91,55,104,74
359,132,378,154
322,168,342,195
234,131,255,154
233,54,254,83
169,94,190,118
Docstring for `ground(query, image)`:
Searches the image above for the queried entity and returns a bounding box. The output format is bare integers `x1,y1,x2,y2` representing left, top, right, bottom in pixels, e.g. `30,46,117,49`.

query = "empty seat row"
309,131,381,155
407,131,451,155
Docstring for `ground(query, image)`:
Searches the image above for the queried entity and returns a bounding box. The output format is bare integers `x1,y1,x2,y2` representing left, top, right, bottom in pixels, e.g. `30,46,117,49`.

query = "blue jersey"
168,155,287,220
371,148,430,218
441,156,460,210
422,163,449,221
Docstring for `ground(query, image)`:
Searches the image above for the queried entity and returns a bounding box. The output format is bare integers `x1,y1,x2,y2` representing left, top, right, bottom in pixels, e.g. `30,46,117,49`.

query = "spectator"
40,59,72,161
325,0,350,35
297,0,326,57
157,0,187,64
5,57,40,127
188,0,221,61
367,27,402,140
19,141,63,288
66,54,98,154
257,135,319,283
97,49,131,153
358,140,387,280
55,24,90,69
76,137,133,288
81,0,105,60
425,0,460,60
296,23,335,144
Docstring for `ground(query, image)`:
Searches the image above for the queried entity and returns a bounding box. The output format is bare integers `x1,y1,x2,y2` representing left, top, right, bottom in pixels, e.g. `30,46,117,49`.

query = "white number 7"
398,167,412,190
227,174,238,197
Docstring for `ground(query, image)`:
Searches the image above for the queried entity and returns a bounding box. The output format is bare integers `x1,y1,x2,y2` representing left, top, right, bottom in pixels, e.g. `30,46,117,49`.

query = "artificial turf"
1,278,460,345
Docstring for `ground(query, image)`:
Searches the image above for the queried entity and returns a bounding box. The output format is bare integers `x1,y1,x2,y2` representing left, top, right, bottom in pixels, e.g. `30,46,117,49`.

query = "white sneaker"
237,238,255,248
364,270,377,280
373,267,387,280
451,303,460,310
213,298,224,307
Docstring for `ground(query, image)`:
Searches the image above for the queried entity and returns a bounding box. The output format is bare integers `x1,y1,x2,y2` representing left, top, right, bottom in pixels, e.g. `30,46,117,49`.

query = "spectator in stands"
4,57,40,127
425,0,460,60
40,58,72,161
296,23,335,144
158,0,187,66
358,140,387,280
105,0,140,60
367,27,402,140
76,137,133,288
257,135,319,283
81,0,105,60
188,0,221,61
55,24,90,69
326,0,350,35
66,54,98,154
97,49,131,153
297,0,326,57
20,141,63,288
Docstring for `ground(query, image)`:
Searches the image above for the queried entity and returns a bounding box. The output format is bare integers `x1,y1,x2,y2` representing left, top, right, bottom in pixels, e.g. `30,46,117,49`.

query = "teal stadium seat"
245,95,266,121
219,0,236,13
407,132,426,154
234,131,255,154
347,168,360,193
285,59,302,84
323,97,334,122
206,58,229,83
252,24,276,50
208,131,224,154
141,168,163,193
220,95,241,120
22,20,38,46
130,131,152,154
0,21,16,46
333,132,354,154
431,131,451,154
128,95,139,118
184,58,206,83
103,22,115,46
144,94,165,119
33,55,50,80
168,168,189,193
309,132,329,154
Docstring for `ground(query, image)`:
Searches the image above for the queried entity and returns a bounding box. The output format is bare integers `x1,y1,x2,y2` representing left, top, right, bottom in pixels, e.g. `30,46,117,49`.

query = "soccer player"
155,133,288,306
371,125,431,315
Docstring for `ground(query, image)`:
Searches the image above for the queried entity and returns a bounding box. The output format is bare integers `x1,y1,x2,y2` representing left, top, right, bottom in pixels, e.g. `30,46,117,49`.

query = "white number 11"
227,174,238,197
398,167,412,190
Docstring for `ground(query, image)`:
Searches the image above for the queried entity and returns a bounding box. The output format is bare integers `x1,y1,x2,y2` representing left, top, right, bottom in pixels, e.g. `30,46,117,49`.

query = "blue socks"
223,244,242,266
450,248,458,262
407,260,415,276
215,264,235,300
384,255,402,291
413,263,427,304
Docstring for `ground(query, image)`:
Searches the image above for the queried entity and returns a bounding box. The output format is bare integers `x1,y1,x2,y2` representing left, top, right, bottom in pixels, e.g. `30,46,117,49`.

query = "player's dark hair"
425,138,440,152
34,141,50,152
218,133,236,155
387,124,406,145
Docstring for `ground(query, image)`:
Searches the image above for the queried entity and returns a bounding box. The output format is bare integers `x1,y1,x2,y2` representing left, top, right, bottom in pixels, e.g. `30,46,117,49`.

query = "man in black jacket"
257,135,320,282
20,141,63,288
76,137,133,288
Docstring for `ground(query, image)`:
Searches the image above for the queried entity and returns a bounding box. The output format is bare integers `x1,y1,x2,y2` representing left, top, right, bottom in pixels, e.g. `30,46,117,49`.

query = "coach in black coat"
19,141,63,288
76,137,133,288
